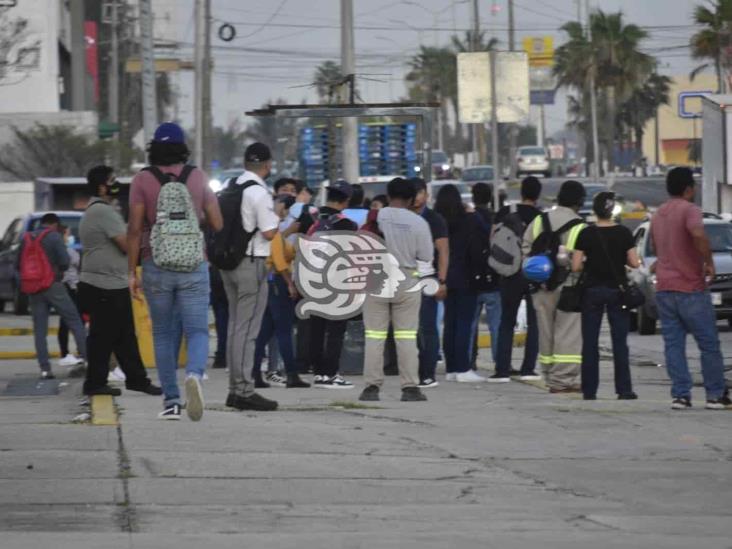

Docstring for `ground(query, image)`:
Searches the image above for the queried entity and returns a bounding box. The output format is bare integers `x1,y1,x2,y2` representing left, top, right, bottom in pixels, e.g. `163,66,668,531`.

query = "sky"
162,0,703,135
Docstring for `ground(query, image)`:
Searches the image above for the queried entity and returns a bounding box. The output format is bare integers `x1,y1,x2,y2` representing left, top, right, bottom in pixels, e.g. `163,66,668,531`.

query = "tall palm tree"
313,61,346,103
690,0,732,92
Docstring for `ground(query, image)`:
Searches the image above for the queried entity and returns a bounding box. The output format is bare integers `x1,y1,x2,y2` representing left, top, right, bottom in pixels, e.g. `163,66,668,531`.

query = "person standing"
57,225,84,368
650,167,730,410
18,214,88,380
435,184,485,383
521,180,586,393
359,177,433,402
409,178,448,388
127,123,223,420
79,165,161,397
491,177,543,382
219,142,280,411
572,192,640,400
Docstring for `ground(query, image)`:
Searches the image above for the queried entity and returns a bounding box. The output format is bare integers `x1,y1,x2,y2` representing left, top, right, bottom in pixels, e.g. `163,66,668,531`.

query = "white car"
516,146,551,178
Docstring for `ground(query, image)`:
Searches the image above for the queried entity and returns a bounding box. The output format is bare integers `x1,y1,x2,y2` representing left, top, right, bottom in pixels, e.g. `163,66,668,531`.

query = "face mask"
66,235,76,247
107,180,121,196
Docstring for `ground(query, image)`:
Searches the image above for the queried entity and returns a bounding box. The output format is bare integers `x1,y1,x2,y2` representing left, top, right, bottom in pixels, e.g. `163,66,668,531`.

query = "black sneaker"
401,386,427,402
286,374,311,388
266,371,287,387
84,385,122,397
487,374,511,384
671,397,692,410
318,374,353,389
126,382,163,396
418,378,439,388
226,392,278,411
359,385,380,401
705,395,732,410
158,404,181,420
618,392,638,400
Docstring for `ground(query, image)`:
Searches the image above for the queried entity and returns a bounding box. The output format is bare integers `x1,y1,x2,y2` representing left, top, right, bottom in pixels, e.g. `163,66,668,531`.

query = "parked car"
461,165,494,184
431,150,453,180
630,217,732,335
516,146,551,178
0,211,82,315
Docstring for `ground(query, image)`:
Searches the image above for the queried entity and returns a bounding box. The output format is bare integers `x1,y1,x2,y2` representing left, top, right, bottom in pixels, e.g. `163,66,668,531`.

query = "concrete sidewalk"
1,334,730,549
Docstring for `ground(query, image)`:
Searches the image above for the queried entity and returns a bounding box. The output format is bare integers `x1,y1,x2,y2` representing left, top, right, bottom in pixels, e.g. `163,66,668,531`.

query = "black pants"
309,315,347,377
495,275,539,377
78,283,151,392
295,316,312,374
58,285,81,356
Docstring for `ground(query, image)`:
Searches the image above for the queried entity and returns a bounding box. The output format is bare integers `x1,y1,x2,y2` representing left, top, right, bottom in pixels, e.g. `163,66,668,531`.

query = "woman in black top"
572,192,641,400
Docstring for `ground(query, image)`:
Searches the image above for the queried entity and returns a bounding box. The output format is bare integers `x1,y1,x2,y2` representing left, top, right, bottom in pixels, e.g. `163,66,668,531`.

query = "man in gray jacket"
18,213,88,379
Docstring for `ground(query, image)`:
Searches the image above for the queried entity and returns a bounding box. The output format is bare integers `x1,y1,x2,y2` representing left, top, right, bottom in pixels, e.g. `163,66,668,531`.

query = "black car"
0,211,82,315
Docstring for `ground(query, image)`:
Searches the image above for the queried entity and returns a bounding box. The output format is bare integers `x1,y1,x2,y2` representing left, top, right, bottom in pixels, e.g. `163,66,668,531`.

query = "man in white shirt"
222,143,280,412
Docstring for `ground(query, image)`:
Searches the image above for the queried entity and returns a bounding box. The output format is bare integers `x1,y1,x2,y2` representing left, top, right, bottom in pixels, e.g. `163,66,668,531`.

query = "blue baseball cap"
153,122,185,144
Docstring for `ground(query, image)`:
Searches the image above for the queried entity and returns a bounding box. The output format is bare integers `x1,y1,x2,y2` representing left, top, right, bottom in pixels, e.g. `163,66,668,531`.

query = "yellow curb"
620,211,648,220
91,395,118,426
0,327,59,336
0,351,61,360
478,332,526,349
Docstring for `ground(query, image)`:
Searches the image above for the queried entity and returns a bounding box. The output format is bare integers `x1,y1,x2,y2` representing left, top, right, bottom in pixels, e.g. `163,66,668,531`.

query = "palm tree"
313,61,346,103
690,0,732,93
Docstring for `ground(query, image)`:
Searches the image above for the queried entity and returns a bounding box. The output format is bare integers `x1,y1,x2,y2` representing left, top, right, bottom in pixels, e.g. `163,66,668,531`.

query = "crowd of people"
16,123,730,421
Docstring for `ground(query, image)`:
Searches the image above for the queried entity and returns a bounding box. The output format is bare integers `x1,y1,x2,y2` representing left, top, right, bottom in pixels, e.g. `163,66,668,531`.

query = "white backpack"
488,203,525,277
146,165,204,272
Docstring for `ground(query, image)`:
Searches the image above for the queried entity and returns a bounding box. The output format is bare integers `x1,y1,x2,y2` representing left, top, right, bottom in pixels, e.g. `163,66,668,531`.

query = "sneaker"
226,392,278,411
40,370,55,380
286,374,311,388
418,378,439,388
359,385,380,401
266,371,287,387
456,371,486,383
84,385,122,397
671,397,692,410
618,392,638,400
184,376,204,422
445,373,457,382
67,364,87,378
518,372,542,381
705,395,732,410
59,354,82,367
125,382,163,396
487,374,510,383
158,404,182,420
401,386,427,401
108,367,126,382
315,374,354,389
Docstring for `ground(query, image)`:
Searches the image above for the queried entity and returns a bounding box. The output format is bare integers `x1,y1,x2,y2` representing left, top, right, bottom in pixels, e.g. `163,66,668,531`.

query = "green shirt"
79,198,128,290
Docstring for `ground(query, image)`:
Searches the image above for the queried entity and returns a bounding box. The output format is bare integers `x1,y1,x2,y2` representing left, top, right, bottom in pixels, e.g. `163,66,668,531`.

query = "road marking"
0,351,61,360
91,395,118,426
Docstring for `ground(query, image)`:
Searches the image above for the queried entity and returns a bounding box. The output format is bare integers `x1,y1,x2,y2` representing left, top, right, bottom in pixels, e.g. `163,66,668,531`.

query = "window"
0,219,20,250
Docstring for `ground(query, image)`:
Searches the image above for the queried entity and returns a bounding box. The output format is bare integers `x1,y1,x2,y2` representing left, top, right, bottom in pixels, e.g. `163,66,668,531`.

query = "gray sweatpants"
29,282,87,371
221,258,268,398
533,288,582,390
363,291,421,389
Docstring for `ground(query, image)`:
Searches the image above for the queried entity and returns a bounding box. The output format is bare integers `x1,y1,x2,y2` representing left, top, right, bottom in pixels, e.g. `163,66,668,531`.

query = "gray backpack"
488,203,525,277
146,165,204,272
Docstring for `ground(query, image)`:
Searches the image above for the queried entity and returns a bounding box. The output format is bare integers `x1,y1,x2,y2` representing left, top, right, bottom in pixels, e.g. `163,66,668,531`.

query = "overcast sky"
162,0,702,135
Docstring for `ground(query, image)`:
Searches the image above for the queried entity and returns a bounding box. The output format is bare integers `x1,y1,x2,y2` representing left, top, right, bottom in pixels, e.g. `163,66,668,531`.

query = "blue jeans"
444,289,478,373
143,260,210,406
254,275,296,375
656,291,726,400
496,275,538,376
581,286,633,397
418,295,439,381
473,291,502,365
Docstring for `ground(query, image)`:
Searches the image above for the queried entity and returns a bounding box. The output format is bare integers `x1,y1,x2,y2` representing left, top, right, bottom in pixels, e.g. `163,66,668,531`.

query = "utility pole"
507,0,518,179
193,0,207,168
139,0,157,144
70,0,86,111
471,0,485,165
586,0,600,179
107,0,119,126
341,0,359,184
490,50,501,212
203,0,212,170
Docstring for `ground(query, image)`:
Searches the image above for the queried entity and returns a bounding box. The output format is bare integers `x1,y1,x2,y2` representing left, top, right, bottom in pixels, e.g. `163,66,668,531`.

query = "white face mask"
66,235,76,247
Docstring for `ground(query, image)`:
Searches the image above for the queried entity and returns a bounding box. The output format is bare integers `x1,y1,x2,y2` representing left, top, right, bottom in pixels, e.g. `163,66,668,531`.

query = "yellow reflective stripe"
532,216,543,238
553,354,582,364
566,224,586,251
365,330,388,339
393,330,417,335
539,354,553,364
394,334,417,339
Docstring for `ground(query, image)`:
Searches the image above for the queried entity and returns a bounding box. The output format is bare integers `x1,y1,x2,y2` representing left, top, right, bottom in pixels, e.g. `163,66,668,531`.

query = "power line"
235,0,289,40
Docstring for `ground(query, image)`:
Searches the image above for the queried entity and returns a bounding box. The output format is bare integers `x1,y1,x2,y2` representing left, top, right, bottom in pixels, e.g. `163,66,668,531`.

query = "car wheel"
638,307,656,335
13,288,28,316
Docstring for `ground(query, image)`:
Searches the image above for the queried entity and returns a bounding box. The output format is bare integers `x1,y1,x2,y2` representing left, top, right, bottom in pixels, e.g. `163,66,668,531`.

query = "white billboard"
458,51,530,124
0,0,60,113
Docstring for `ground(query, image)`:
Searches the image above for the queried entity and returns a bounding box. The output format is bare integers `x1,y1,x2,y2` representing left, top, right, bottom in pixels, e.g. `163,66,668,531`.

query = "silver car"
516,146,551,178
630,216,732,335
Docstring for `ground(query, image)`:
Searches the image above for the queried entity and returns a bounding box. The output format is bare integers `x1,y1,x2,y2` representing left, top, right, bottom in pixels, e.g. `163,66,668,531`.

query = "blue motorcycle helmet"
522,255,553,283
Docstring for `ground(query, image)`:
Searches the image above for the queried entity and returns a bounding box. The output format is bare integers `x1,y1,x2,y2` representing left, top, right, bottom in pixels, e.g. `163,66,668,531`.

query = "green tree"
617,73,671,164
690,0,732,92
210,123,245,169
314,61,346,103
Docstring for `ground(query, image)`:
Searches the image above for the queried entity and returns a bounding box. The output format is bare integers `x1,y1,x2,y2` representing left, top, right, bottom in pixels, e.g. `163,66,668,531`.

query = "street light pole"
490,49,501,212
107,0,119,127
341,0,360,184
586,0,600,179
139,0,157,144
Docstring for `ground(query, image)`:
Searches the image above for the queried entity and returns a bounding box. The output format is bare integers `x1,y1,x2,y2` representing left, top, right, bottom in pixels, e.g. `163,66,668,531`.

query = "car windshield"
646,223,732,255
28,215,81,242
432,151,448,164
519,147,546,156
462,167,494,181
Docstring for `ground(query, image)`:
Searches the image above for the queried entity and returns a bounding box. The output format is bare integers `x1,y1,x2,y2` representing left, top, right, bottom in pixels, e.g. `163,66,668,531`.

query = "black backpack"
467,211,498,292
527,212,583,291
209,179,259,270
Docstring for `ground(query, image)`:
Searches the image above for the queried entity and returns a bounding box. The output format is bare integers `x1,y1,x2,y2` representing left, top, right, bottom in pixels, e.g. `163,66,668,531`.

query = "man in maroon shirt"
651,167,729,410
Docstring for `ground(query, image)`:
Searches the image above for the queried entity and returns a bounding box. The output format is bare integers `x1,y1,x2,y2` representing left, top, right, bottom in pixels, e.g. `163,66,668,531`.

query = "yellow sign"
523,36,554,68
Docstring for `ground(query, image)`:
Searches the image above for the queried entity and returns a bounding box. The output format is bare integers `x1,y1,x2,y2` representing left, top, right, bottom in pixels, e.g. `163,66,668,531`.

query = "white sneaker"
456,371,487,383
445,373,457,382
59,354,82,367
108,366,126,382
266,371,287,387
519,373,542,381
184,376,204,422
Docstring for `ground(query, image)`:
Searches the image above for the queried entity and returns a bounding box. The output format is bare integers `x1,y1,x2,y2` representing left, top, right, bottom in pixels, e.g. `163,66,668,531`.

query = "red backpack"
20,228,55,295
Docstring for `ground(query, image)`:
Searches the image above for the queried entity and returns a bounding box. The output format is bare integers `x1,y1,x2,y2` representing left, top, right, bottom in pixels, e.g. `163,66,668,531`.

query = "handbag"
596,228,646,311
557,272,585,313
